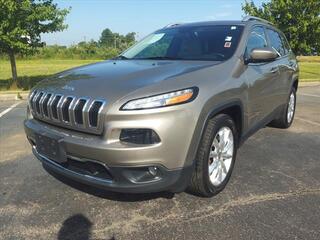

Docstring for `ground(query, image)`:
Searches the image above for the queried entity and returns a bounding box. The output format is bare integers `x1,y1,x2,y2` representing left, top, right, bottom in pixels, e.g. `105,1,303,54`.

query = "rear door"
244,26,281,128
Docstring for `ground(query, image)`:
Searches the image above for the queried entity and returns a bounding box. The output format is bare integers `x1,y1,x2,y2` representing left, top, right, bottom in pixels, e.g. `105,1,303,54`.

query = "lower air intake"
120,129,161,145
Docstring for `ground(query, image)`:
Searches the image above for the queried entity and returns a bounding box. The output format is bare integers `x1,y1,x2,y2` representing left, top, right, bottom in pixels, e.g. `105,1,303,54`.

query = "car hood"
35,60,219,104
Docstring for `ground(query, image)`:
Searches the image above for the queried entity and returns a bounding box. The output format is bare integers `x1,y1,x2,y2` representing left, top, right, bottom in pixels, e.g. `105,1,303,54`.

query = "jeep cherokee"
24,16,299,197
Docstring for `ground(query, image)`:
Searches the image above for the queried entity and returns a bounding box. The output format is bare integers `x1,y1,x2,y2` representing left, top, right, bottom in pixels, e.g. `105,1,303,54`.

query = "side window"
280,33,291,54
245,26,268,58
266,29,286,56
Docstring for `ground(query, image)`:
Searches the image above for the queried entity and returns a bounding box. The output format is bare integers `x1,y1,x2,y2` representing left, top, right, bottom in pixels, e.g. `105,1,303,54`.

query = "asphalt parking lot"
0,85,320,240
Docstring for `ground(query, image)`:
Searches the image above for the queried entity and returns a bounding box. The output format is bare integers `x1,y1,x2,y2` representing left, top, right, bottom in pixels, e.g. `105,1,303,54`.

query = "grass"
297,56,320,62
0,59,101,90
297,56,320,82
0,59,100,80
299,62,320,81
0,57,319,90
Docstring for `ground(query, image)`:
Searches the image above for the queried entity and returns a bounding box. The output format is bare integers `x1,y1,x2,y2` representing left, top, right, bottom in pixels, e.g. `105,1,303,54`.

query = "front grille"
74,99,87,125
89,101,103,127
62,97,73,122
35,92,44,114
29,90,106,134
51,95,62,119
42,93,52,117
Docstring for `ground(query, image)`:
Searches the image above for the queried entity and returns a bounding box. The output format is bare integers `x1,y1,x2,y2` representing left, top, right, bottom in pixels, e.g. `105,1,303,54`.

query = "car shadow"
44,165,175,202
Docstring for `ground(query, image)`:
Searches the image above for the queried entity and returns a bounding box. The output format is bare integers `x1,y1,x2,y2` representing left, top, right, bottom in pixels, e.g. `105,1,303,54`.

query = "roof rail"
242,16,273,25
163,23,182,28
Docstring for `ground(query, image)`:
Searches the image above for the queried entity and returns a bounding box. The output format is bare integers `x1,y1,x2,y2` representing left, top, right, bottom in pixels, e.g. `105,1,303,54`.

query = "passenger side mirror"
246,48,279,64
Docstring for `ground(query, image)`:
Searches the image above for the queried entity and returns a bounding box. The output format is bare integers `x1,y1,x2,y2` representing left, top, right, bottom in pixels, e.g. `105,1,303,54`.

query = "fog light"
148,166,158,176
121,166,162,183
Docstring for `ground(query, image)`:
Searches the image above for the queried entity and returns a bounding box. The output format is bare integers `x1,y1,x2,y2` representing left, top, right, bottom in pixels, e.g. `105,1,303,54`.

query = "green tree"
124,32,136,44
99,28,115,47
0,0,70,84
242,0,320,55
99,28,136,49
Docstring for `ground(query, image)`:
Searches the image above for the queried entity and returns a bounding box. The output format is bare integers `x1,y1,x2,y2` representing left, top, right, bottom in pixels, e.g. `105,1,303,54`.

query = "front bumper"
25,103,197,169
32,146,192,193
24,112,196,193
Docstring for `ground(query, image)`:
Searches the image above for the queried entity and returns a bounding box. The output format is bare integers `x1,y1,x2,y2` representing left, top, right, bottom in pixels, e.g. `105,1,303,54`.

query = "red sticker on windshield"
224,42,232,48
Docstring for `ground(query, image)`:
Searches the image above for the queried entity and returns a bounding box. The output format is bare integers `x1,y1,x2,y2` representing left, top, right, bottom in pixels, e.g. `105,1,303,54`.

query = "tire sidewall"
285,88,296,127
203,116,238,195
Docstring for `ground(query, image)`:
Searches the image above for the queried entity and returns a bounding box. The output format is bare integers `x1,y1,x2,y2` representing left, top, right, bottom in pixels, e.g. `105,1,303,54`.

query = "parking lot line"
0,102,21,118
298,93,320,98
295,117,320,127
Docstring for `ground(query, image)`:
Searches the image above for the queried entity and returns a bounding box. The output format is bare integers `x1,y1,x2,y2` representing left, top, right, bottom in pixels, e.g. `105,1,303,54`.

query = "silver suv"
24,17,299,197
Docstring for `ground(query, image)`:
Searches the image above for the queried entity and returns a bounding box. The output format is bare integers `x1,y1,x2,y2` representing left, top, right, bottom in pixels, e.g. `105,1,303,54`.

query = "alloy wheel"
287,92,295,123
208,126,234,186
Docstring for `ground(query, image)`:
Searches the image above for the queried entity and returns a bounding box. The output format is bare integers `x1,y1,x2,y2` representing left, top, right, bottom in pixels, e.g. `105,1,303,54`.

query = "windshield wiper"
112,55,130,60
133,56,181,60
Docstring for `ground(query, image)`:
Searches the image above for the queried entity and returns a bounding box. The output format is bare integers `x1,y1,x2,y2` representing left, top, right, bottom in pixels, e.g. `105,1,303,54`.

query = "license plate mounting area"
35,133,67,163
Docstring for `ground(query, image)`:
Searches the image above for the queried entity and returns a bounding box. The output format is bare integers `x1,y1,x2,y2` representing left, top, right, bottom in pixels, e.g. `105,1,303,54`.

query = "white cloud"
205,11,233,20
221,4,234,9
205,15,217,20
216,11,233,18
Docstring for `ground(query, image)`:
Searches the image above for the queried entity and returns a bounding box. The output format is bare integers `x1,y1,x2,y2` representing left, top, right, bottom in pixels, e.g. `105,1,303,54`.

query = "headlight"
121,87,198,110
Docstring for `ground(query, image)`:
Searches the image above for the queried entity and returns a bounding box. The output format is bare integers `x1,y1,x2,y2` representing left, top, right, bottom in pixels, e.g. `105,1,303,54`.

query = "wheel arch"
292,78,299,92
185,99,244,167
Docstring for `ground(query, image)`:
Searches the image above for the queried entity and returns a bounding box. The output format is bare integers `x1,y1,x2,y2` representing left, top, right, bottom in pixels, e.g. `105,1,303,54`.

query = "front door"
244,26,281,127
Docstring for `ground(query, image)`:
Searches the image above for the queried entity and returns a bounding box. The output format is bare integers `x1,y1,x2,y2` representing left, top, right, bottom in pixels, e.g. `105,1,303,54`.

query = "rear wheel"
269,87,296,129
189,114,237,197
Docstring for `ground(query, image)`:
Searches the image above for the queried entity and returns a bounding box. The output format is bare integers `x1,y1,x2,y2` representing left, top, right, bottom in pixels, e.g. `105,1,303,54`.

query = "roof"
165,21,246,28
163,16,273,29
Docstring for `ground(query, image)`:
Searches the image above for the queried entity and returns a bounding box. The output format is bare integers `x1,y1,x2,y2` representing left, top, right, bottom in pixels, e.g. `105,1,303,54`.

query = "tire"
269,87,296,129
188,114,238,197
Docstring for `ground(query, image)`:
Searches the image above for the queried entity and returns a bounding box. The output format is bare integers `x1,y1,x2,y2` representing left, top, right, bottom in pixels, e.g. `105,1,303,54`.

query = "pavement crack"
268,169,306,187
99,188,320,238
182,189,320,224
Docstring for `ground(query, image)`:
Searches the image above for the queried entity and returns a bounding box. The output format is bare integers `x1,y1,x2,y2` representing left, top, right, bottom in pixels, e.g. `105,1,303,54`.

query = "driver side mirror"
245,48,279,64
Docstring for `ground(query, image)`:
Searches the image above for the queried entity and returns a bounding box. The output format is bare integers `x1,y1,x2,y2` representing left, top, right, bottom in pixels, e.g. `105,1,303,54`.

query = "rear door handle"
270,67,279,73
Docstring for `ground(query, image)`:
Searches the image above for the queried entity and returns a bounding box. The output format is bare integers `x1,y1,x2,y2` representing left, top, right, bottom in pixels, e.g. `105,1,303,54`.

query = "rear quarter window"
266,28,286,56
280,33,291,54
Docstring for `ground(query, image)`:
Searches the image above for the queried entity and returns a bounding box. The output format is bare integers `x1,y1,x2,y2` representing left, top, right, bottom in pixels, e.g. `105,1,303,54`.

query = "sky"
42,0,265,46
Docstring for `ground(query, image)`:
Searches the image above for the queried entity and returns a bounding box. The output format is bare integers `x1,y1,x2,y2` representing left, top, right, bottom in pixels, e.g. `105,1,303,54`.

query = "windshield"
122,25,244,61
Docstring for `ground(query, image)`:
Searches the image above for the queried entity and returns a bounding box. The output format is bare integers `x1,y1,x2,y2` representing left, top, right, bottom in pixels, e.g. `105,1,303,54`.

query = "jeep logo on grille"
62,85,75,91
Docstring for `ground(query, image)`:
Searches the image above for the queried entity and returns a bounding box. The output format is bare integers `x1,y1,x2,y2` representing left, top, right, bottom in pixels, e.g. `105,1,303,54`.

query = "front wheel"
188,114,237,197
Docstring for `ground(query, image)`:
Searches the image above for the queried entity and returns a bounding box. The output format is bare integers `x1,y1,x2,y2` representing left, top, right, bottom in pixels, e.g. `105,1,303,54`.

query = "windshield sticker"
225,36,232,41
231,26,237,30
224,42,232,48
